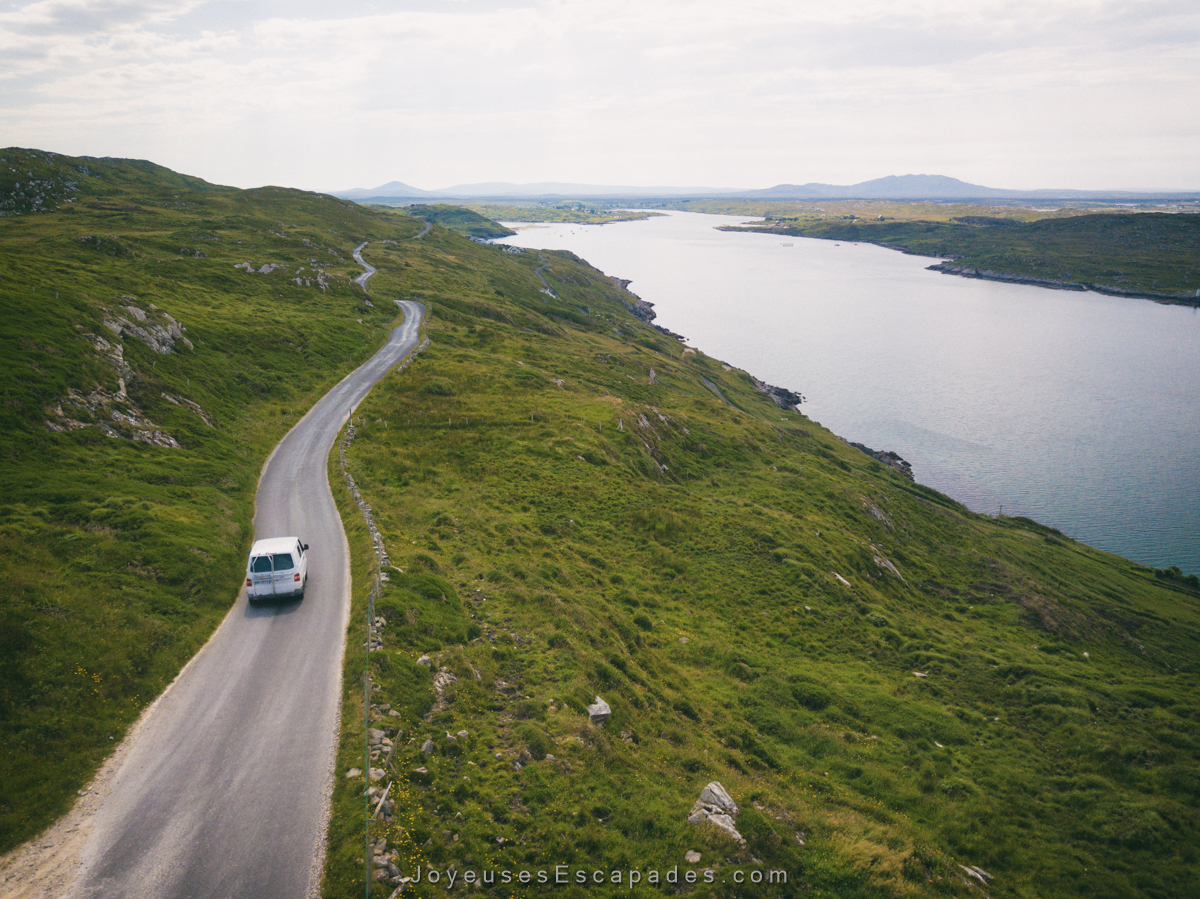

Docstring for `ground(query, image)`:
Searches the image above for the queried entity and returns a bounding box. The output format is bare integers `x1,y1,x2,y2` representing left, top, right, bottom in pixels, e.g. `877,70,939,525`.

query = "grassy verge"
321,229,1200,897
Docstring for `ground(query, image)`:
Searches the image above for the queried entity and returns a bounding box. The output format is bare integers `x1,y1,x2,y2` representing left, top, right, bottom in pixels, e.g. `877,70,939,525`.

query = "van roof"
249,536,300,555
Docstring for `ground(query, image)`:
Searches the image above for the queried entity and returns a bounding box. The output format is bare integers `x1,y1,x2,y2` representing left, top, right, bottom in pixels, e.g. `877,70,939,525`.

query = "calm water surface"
500,212,1200,574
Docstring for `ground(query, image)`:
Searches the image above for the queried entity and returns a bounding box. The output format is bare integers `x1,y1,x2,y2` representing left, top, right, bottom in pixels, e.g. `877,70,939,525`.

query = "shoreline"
926,261,1200,306
718,225,1200,307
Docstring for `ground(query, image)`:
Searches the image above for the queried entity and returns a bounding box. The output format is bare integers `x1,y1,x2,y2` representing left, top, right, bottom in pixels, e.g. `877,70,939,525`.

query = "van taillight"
245,578,252,587
294,573,301,581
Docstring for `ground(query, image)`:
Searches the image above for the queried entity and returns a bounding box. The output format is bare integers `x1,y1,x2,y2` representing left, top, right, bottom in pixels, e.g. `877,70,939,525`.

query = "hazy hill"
334,172,1200,203
748,174,1013,199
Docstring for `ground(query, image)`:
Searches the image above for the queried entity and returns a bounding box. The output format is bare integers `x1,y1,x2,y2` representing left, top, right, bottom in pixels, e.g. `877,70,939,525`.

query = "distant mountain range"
333,180,742,200
333,173,1200,202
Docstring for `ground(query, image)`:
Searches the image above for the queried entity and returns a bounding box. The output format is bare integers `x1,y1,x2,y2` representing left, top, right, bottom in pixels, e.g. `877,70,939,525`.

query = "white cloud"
0,0,1197,189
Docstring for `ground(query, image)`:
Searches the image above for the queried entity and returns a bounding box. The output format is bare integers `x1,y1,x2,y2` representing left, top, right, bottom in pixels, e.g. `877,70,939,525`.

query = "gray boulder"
587,696,611,725
687,781,745,843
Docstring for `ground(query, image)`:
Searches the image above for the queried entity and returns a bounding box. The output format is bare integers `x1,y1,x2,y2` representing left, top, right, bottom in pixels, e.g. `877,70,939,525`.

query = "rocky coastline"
845,440,914,480
613,278,687,340
751,377,804,411
927,262,1200,306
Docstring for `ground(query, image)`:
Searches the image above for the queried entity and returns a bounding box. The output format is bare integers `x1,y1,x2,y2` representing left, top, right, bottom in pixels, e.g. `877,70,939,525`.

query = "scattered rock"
587,696,612,725
685,850,701,863
417,655,431,667
346,768,363,779
421,739,434,755
369,768,386,782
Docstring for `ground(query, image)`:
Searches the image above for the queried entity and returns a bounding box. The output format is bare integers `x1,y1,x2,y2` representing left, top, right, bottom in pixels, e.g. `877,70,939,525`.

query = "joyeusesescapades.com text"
405,865,788,888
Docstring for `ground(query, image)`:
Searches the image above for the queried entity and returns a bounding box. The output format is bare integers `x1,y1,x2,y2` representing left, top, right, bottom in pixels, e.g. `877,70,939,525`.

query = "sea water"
499,211,1200,574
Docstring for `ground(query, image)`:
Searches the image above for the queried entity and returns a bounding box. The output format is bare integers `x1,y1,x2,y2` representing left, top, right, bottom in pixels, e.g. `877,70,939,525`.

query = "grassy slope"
0,147,425,850
653,199,1200,301
322,230,1200,897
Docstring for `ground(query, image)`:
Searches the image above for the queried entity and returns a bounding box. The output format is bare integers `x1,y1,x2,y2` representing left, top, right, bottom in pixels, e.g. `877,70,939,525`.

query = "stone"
346,768,363,779
687,781,745,844
699,782,738,815
417,655,432,667
414,767,427,774
457,730,469,738
685,850,701,863
587,696,611,725
369,768,386,782
421,739,434,755
368,728,385,744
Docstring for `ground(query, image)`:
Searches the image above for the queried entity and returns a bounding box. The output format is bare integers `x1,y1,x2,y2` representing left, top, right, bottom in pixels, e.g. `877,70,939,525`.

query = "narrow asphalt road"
352,242,376,286
67,292,425,899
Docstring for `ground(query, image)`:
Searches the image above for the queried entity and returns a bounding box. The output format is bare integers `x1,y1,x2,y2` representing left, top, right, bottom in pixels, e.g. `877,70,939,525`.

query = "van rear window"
251,555,272,573
271,553,295,570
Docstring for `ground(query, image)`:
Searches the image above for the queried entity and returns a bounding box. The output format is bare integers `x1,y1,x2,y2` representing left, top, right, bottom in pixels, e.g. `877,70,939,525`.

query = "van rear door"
250,554,274,595
270,553,296,594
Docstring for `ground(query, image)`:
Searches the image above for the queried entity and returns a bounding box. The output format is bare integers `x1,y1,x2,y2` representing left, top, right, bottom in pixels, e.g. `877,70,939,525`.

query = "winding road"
58,254,422,897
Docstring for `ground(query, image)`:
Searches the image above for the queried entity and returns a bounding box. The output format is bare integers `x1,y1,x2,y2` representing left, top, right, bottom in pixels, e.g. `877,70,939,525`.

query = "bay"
499,211,1200,575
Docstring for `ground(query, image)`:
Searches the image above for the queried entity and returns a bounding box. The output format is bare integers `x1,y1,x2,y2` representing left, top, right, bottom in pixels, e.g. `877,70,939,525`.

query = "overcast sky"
2,0,1198,192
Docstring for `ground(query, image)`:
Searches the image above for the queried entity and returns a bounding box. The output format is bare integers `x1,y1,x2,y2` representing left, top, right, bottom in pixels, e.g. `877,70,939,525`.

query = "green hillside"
321,229,1200,896
1,151,1198,899
0,147,419,850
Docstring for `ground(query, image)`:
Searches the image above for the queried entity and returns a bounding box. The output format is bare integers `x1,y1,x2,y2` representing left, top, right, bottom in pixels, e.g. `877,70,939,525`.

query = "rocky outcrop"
687,782,745,843
104,300,193,354
613,278,687,340
752,377,804,410
847,441,914,480
45,300,210,447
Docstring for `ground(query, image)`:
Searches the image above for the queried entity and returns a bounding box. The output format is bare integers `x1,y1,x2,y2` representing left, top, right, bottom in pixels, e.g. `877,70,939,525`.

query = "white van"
245,536,309,602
